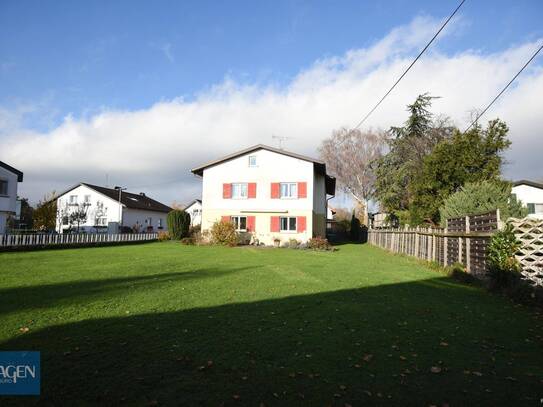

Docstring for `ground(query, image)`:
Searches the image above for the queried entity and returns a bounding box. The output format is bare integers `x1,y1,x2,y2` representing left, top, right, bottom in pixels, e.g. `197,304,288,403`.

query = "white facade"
55,184,169,233
513,182,543,219
184,200,202,227
193,146,334,245
0,163,23,234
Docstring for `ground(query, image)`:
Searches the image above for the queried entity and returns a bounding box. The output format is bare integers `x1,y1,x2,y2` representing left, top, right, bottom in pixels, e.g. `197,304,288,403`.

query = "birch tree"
319,128,387,222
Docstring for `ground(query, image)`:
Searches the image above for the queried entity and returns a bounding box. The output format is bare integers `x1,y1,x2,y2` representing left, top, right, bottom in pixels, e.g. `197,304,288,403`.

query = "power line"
464,42,543,132
352,0,466,130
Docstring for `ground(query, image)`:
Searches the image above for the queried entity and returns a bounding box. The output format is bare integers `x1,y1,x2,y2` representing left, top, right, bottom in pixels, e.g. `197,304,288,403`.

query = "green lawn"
0,243,542,406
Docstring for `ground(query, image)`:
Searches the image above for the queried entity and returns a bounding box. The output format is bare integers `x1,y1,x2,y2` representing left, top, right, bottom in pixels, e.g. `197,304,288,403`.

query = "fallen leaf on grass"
19,327,29,333
430,367,442,373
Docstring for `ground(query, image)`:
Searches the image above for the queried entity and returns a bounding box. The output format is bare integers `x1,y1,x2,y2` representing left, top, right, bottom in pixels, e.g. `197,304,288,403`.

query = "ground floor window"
231,215,247,231
280,216,296,232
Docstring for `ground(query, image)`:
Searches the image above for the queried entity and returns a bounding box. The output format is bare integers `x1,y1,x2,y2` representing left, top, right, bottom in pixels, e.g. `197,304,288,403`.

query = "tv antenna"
272,135,293,149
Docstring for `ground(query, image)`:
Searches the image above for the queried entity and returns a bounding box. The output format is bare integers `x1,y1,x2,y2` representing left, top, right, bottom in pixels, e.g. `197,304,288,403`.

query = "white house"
513,180,543,219
0,161,24,234
191,144,336,245
55,183,172,233
184,199,202,227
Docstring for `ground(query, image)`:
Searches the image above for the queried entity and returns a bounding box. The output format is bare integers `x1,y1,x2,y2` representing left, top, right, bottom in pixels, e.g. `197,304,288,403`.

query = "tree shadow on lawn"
2,277,542,407
0,267,250,317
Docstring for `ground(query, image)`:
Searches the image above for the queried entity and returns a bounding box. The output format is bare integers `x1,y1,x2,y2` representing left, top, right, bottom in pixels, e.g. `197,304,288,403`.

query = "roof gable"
0,161,23,182
191,144,326,176
513,180,543,190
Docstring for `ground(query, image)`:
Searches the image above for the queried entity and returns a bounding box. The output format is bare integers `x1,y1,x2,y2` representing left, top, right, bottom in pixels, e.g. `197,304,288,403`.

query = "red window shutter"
270,216,280,232
247,216,256,232
270,183,280,199
221,216,230,223
298,182,307,198
248,182,257,198
223,183,231,199
297,216,306,232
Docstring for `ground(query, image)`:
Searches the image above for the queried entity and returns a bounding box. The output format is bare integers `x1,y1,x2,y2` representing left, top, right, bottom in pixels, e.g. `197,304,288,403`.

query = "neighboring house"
0,161,24,234
184,199,202,227
55,183,171,233
191,144,336,245
512,180,543,219
370,212,397,229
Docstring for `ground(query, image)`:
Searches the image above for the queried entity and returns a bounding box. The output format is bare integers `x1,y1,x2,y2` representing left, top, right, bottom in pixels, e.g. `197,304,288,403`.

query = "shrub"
288,238,300,249
446,262,476,284
189,224,201,237
439,180,527,227
487,224,521,288
167,210,191,240
210,220,239,246
307,236,333,251
180,237,195,245
157,231,171,241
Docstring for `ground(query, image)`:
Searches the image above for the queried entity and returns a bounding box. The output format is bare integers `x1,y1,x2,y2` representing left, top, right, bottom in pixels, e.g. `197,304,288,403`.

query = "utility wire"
464,42,543,132
352,0,466,130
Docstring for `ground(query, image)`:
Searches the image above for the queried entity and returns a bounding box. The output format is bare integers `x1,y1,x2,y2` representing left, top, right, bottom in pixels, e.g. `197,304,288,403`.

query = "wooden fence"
368,211,501,277
509,217,543,287
0,233,158,248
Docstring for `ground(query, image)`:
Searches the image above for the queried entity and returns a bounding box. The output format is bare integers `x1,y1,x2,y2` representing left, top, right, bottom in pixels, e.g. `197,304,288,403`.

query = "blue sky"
1,0,542,132
1,1,542,205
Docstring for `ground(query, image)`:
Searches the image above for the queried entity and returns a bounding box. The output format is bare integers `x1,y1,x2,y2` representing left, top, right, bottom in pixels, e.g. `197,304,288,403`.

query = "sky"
1,0,542,206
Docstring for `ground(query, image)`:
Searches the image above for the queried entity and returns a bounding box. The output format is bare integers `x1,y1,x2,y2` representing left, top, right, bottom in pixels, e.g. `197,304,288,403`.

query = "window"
69,195,78,204
535,203,543,214
96,217,107,226
280,216,297,232
231,216,247,231
158,218,162,228
0,179,7,195
62,216,69,226
248,155,257,167
232,183,248,199
84,195,91,204
527,203,535,214
280,183,297,198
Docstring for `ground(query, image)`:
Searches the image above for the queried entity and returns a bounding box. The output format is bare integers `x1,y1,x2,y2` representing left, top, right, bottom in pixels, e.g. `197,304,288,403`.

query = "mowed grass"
0,243,542,406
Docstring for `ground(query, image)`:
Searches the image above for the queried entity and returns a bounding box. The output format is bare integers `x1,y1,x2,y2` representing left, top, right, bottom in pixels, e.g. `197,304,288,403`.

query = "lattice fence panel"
509,217,543,287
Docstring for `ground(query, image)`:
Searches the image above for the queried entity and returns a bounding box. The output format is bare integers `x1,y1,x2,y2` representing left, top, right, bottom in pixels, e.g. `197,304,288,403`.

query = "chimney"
140,192,146,197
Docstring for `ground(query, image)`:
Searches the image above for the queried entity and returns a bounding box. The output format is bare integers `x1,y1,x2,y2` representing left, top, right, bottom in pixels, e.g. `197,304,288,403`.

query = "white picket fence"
0,233,158,248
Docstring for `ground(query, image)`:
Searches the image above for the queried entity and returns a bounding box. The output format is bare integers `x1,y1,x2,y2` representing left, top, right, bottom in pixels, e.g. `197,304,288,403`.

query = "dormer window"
248,155,257,167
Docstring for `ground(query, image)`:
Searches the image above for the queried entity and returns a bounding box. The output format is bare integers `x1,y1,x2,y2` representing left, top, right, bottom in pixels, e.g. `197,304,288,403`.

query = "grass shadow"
1,278,542,406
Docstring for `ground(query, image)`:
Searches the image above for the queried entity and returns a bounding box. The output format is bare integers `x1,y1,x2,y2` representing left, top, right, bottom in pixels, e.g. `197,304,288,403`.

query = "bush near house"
307,236,333,251
167,210,191,240
210,220,238,246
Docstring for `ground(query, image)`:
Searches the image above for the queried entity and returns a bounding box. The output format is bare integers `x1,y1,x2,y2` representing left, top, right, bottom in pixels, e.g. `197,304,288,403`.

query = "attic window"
248,155,257,167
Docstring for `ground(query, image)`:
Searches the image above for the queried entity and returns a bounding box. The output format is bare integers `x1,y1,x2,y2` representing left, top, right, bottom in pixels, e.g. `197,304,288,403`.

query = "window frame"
69,195,78,205
231,215,247,232
280,216,297,232
248,155,257,167
0,179,8,196
231,183,248,199
280,182,298,199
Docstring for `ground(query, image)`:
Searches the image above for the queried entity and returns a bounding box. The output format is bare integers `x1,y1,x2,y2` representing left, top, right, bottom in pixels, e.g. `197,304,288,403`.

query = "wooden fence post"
415,227,420,258
444,220,448,267
465,215,471,273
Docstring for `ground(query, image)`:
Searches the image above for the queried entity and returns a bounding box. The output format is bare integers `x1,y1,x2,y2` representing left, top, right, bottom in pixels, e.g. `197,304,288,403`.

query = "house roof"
57,183,172,213
191,144,336,195
0,161,23,182
184,199,202,209
513,180,543,190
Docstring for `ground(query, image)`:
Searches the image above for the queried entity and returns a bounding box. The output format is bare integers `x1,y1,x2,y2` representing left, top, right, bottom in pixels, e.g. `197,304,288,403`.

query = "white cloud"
3,16,543,206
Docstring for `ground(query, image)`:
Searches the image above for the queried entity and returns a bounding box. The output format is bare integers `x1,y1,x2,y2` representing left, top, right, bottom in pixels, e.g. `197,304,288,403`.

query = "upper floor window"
280,182,297,199
0,179,7,195
248,155,257,167
527,203,543,214
84,195,91,204
69,195,78,204
232,183,248,199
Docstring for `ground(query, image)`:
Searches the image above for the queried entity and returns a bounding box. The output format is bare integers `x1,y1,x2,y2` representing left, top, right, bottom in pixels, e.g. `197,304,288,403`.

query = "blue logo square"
0,351,40,395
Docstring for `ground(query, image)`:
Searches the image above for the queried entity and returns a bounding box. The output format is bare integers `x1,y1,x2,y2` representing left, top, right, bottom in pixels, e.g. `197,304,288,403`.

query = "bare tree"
319,128,387,222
